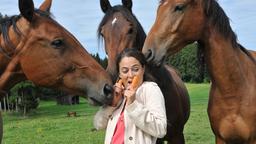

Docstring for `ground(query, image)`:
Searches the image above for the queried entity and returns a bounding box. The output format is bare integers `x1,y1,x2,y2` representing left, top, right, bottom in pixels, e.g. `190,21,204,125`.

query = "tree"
17,86,39,116
91,53,108,69
10,81,39,116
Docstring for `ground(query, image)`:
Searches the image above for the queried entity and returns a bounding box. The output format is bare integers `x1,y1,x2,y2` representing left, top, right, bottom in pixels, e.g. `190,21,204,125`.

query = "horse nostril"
103,84,113,97
145,49,153,61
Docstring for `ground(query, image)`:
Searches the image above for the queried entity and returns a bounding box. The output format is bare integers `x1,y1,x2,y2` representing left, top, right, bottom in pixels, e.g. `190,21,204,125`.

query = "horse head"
98,0,146,81
142,0,206,66
0,0,113,105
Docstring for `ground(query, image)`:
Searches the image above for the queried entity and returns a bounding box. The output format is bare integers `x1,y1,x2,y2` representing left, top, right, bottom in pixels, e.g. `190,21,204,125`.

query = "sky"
218,0,256,50
0,0,255,58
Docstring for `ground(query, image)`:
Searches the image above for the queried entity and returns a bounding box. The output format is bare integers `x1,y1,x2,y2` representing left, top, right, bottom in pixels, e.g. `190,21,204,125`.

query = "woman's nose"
128,70,133,77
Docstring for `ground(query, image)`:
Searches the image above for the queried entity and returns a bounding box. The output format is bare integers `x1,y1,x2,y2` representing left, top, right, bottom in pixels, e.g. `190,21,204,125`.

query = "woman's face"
119,56,144,89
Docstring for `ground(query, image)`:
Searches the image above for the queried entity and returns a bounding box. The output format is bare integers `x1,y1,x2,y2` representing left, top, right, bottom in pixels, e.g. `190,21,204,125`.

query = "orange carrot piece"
131,76,140,89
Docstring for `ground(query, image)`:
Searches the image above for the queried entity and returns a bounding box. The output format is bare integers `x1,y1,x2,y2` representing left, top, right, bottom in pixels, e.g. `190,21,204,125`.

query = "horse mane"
0,10,52,57
203,0,238,48
97,5,146,51
0,13,21,57
146,64,177,98
202,0,256,64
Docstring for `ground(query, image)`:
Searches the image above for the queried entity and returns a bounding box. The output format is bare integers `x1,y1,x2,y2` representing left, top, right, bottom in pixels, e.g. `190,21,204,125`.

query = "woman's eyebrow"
132,64,140,67
120,67,129,70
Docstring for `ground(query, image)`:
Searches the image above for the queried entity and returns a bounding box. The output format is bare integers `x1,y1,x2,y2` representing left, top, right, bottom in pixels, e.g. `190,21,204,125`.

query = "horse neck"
201,27,253,93
0,18,29,91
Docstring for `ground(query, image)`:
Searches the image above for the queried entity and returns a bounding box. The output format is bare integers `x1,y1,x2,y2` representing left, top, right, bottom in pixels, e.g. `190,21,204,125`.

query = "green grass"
184,83,214,144
3,100,105,144
2,83,214,144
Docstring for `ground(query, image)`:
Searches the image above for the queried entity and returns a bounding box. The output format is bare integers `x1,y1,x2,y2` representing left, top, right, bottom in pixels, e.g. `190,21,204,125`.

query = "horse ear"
122,0,132,11
100,0,112,13
19,0,35,22
39,0,52,12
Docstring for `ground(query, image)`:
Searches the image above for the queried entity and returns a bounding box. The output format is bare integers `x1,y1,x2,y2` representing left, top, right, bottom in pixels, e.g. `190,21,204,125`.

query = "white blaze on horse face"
112,17,118,26
163,1,168,6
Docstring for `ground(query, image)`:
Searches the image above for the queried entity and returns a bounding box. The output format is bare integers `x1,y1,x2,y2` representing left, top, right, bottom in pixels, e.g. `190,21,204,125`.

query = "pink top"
111,110,125,144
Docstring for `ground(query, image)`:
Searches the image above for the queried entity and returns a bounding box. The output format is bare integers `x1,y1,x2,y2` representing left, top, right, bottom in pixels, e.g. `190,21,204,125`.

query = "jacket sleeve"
125,83,167,138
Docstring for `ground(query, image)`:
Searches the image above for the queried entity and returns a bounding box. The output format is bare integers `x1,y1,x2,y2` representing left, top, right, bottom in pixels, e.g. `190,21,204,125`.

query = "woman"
94,48,167,144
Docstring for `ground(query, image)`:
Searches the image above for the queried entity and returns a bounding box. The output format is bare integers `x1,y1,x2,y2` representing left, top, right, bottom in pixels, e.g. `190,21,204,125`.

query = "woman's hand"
124,76,140,106
124,86,136,106
111,81,124,107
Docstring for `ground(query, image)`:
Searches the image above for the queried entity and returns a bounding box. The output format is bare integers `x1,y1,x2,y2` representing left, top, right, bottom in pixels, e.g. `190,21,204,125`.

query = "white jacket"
94,82,167,144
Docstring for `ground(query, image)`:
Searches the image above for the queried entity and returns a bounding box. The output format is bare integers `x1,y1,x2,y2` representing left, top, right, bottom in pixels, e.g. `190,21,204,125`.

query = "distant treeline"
91,53,108,69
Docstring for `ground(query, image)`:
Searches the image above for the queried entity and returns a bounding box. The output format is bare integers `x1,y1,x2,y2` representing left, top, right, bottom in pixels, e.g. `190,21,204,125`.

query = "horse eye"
51,39,64,48
174,4,185,12
127,28,133,34
100,30,104,36
100,28,105,37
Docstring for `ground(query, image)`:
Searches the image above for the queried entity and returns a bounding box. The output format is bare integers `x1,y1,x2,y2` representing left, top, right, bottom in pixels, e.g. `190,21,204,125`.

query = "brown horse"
0,0,114,142
98,0,190,143
143,0,256,143
249,50,256,58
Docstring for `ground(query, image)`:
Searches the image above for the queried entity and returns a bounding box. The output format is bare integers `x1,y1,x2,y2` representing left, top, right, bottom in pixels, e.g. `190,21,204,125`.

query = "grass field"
2,83,214,144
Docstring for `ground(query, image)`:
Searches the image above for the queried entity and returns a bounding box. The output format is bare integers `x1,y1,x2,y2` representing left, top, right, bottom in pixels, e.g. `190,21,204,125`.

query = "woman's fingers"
124,89,136,105
111,82,125,106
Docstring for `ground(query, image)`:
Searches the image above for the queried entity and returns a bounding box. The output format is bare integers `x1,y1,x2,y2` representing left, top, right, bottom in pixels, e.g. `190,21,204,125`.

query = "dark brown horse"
0,0,114,142
98,0,190,143
143,0,256,143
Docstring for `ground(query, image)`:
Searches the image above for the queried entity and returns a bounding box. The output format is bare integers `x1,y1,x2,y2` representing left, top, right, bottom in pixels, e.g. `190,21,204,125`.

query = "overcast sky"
0,0,255,58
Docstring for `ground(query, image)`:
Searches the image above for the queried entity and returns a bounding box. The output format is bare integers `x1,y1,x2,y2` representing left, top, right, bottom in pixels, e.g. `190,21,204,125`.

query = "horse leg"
156,138,164,144
167,133,185,144
168,134,185,144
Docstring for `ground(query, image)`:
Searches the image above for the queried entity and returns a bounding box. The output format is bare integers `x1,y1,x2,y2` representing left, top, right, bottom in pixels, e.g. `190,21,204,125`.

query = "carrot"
131,75,140,89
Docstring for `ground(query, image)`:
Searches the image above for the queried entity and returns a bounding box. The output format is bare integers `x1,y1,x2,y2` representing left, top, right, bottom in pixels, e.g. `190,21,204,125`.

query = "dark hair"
116,48,154,81
116,48,146,71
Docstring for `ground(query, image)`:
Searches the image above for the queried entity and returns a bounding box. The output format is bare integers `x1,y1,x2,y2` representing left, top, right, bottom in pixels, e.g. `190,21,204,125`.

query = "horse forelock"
34,9,52,18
